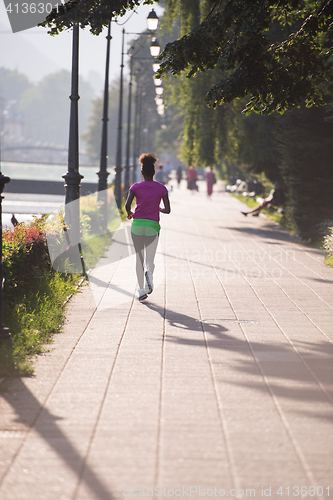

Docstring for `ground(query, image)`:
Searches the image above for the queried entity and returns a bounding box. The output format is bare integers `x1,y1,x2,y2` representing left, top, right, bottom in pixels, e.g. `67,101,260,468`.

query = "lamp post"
124,54,134,196
114,28,125,209
62,23,83,256
0,174,10,341
132,77,140,184
0,134,10,341
0,98,10,340
115,8,159,206
125,57,155,191
152,59,164,116
97,21,112,194
63,23,83,206
137,89,143,166
97,21,112,231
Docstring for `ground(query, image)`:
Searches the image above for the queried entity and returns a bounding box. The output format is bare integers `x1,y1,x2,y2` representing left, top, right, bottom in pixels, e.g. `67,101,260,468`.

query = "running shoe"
138,288,148,301
145,271,153,294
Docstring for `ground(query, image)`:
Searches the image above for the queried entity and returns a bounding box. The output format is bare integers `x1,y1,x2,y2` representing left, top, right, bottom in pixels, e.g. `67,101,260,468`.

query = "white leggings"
131,233,159,289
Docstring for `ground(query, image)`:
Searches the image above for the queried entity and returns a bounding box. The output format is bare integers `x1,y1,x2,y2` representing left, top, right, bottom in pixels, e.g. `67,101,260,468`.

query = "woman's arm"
159,193,171,214
125,189,135,218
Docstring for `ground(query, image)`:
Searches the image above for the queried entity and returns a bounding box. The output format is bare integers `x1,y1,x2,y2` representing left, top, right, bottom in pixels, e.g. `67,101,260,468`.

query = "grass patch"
324,255,333,268
81,233,113,271
0,272,81,377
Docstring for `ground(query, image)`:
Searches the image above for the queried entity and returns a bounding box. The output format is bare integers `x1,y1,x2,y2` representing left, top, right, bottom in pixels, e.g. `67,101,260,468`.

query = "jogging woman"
125,153,171,301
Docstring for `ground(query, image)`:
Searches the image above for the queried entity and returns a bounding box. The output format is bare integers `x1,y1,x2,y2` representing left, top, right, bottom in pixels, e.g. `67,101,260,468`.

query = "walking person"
164,160,172,185
125,153,171,301
176,166,183,187
205,166,216,198
155,164,165,184
187,165,198,193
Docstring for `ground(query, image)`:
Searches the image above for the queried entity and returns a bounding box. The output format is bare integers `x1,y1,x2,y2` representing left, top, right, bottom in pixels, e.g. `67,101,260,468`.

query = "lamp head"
157,104,165,115
150,38,161,57
147,9,159,31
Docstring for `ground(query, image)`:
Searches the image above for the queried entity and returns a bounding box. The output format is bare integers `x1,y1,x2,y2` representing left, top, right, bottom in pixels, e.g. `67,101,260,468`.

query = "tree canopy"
40,0,155,35
158,0,333,113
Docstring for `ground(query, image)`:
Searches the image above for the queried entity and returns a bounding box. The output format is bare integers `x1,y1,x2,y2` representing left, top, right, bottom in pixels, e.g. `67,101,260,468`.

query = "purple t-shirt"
130,181,168,221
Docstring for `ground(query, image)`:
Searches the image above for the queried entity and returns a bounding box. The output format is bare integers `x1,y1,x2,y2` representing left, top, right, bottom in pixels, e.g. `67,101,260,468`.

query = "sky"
0,0,164,95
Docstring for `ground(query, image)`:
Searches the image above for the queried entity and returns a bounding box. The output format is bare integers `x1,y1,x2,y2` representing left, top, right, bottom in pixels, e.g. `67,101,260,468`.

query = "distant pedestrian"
187,165,198,193
155,164,165,184
205,166,216,197
164,160,172,185
125,153,171,301
176,166,183,187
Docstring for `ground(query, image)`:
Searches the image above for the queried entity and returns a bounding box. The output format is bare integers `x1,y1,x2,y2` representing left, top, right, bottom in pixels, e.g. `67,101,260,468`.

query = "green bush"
323,225,333,267
277,106,333,242
0,217,81,377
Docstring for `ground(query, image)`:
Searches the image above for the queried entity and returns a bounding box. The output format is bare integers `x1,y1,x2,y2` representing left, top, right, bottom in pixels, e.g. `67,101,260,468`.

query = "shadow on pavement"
143,302,333,413
225,224,301,243
308,277,333,285
88,275,134,299
1,379,115,499
142,302,229,335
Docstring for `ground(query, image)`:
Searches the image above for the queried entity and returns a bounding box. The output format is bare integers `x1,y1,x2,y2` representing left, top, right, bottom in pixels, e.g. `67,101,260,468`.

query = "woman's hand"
125,189,135,219
160,193,171,214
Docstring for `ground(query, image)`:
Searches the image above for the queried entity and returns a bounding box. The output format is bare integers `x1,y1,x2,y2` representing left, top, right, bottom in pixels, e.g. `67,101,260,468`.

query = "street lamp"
62,23,83,270
0,101,10,340
132,79,141,185
114,28,125,209
0,176,11,341
147,8,159,31
124,54,134,195
97,21,112,229
157,104,165,115
63,24,83,207
0,162,10,340
152,63,160,73
149,38,161,57
97,21,112,195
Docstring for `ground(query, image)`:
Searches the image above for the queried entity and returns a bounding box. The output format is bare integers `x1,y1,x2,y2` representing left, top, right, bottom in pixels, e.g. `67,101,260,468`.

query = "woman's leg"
145,234,159,275
131,233,145,289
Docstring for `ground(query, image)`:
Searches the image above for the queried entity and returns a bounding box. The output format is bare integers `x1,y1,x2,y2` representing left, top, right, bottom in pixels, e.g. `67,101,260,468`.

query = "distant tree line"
0,67,94,159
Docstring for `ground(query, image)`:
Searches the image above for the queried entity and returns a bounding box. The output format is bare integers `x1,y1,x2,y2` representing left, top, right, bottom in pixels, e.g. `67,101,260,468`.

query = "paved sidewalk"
0,180,332,500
